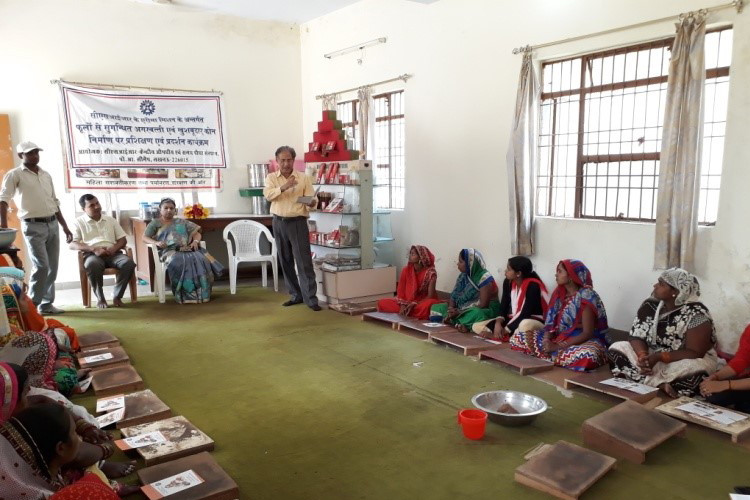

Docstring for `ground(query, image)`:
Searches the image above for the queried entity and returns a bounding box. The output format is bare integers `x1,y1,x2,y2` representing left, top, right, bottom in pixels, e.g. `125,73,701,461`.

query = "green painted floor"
64,287,748,500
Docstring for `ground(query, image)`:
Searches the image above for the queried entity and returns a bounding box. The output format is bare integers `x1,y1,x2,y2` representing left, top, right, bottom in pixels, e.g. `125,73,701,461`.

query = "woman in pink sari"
377,245,443,320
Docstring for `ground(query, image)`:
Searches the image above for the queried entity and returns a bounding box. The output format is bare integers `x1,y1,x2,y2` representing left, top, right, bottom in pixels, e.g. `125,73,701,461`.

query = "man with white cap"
0,141,73,315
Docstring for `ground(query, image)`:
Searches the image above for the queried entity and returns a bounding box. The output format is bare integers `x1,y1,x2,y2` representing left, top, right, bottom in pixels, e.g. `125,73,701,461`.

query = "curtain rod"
512,0,744,54
315,73,413,100
50,78,221,95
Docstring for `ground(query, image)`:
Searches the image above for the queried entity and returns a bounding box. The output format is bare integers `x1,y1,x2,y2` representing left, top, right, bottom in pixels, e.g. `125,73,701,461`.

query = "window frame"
537,27,731,224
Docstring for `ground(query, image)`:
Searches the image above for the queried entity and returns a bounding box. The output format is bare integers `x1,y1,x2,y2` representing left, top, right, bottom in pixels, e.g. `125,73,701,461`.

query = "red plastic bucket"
457,409,487,440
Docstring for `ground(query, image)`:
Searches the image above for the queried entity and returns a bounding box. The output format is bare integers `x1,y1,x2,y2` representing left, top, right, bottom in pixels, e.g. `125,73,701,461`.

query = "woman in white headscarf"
608,268,717,397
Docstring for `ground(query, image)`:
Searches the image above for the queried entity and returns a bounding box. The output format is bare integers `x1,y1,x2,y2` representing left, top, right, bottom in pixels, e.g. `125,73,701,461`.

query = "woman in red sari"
377,245,443,320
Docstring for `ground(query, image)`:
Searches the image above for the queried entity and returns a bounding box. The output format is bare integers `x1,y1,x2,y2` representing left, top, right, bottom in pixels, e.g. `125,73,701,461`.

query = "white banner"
58,82,228,191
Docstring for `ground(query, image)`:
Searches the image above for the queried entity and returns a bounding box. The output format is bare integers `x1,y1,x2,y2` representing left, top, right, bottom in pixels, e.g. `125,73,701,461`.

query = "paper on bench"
82,352,114,363
142,469,204,499
422,322,445,328
116,431,167,450
599,377,659,395
96,395,125,413
675,401,748,426
95,407,125,428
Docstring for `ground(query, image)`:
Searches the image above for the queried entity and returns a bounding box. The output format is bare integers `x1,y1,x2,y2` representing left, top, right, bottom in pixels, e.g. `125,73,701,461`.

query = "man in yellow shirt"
263,146,321,311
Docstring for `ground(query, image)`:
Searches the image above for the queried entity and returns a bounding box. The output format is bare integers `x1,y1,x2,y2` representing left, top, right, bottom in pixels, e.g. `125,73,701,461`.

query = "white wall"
300,0,750,349
0,0,303,282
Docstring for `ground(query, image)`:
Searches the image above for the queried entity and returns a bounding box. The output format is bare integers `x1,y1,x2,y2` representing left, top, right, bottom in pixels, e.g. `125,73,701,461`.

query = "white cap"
16,141,43,154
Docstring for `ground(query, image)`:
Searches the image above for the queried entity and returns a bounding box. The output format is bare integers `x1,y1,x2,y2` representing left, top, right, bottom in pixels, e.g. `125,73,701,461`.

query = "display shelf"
311,243,361,249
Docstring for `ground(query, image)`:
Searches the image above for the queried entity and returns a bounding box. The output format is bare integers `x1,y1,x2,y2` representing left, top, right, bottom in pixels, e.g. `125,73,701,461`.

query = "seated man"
69,194,135,309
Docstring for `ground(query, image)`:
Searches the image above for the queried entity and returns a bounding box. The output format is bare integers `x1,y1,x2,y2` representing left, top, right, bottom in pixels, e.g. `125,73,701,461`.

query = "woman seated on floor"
429,248,500,333
0,364,137,497
472,256,549,341
377,245,443,319
142,198,224,304
608,268,717,398
699,323,750,410
510,259,609,371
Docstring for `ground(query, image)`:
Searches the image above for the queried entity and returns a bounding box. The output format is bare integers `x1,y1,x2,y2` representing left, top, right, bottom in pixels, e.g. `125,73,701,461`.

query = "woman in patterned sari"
142,198,224,304
0,262,80,351
377,245,443,320
510,259,609,371
0,403,80,499
609,268,717,397
429,249,500,332
1,362,27,423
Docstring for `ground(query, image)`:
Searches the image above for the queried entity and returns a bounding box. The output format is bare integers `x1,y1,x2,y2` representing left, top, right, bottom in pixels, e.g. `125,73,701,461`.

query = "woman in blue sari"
142,198,224,304
510,259,609,371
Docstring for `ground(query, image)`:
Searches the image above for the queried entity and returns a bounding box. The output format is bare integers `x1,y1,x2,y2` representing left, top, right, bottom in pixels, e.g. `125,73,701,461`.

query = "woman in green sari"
429,248,501,332
142,198,225,304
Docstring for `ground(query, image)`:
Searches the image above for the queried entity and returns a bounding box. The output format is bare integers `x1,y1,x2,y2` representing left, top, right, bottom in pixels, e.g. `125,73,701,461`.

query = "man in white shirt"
70,194,135,309
0,142,73,315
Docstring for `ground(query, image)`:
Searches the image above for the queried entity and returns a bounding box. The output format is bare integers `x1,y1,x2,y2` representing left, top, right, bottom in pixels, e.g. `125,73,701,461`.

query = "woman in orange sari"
377,245,443,320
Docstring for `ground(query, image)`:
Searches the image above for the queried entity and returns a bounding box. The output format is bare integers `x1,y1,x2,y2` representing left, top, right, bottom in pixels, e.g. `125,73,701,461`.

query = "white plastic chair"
148,241,206,304
222,220,278,294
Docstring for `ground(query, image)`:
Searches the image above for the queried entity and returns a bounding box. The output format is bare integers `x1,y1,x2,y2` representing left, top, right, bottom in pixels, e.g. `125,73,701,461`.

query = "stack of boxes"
304,110,360,163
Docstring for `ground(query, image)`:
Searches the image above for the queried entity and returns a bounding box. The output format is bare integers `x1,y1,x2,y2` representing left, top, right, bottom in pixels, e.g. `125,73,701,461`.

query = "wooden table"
130,214,272,290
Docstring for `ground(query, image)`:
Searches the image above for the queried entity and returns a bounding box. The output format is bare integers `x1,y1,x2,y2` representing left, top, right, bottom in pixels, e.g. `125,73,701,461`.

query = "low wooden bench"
582,400,686,463
656,396,750,444
92,365,145,397
564,370,659,404
479,347,554,375
428,331,504,356
137,451,238,499
361,311,402,329
515,440,616,500
123,416,215,466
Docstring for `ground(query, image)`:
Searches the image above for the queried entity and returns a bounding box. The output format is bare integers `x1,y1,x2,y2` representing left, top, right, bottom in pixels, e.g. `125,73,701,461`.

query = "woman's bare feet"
96,298,109,309
77,368,92,380
115,483,141,497
456,324,468,333
659,383,678,398
113,298,124,307
102,460,137,479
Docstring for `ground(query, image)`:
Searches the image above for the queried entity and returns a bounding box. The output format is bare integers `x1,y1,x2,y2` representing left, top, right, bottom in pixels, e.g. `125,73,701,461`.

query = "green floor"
64,287,747,500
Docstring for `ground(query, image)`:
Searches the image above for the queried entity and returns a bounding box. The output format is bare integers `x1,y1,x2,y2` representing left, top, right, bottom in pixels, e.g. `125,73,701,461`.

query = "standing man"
0,142,72,315
263,146,321,311
70,194,136,309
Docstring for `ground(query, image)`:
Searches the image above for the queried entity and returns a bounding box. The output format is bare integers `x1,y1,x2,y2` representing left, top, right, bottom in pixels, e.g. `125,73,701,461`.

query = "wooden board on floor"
582,400,686,463
479,348,554,375
428,331,504,356
137,451,238,500
122,415,215,466
397,319,456,337
563,370,658,404
116,389,173,429
78,331,120,350
655,396,750,443
77,346,130,371
329,302,377,315
515,440,616,500
92,365,145,397
361,311,402,329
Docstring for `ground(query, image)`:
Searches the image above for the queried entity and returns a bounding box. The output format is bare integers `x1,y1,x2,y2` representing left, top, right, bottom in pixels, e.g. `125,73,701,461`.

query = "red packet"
316,163,327,184
310,142,321,152
326,163,339,184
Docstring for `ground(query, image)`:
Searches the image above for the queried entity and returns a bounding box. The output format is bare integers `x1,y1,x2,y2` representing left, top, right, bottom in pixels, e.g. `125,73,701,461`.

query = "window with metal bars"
537,27,732,225
336,90,405,210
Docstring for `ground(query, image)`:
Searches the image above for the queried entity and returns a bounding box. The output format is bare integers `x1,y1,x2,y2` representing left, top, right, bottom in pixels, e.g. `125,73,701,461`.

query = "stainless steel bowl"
471,390,547,426
0,228,17,249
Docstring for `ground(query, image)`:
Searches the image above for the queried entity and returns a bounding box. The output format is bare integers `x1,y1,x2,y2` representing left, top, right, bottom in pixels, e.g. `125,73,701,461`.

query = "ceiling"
131,0,438,23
